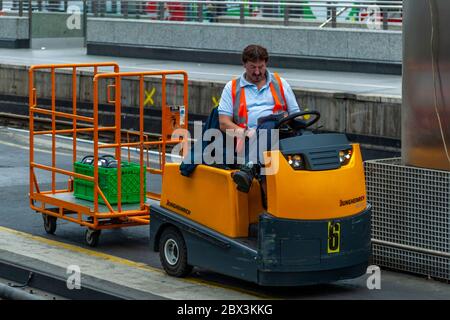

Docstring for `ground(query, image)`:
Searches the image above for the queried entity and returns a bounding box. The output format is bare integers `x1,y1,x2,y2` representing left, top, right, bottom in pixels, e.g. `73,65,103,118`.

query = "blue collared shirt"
218,70,300,129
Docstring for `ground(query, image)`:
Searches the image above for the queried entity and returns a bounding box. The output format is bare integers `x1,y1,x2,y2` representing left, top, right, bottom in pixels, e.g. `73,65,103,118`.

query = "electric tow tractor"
150,111,371,286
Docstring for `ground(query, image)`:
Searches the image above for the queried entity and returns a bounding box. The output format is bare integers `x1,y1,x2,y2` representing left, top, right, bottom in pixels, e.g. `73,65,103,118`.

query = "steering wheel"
275,111,321,133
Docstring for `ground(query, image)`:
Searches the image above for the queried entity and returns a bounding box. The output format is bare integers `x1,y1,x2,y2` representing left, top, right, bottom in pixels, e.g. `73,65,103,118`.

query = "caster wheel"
159,227,192,277
85,229,101,247
43,214,57,234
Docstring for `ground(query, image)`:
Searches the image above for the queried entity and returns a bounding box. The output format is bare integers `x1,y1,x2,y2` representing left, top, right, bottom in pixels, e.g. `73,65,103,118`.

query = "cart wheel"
43,214,57,234
85,229,101,247
159,227,192,278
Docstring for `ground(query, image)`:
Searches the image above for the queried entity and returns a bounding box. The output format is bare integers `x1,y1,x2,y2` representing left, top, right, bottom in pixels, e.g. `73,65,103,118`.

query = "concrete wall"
0,16,29,48
87,19,402,74
0,63,401,141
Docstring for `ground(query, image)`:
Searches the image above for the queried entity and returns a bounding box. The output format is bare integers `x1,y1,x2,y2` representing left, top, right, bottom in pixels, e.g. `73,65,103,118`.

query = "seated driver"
218,44,302,193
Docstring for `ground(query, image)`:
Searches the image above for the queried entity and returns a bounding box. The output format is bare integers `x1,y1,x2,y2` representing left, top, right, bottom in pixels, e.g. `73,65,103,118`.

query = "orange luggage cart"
28,63,188,246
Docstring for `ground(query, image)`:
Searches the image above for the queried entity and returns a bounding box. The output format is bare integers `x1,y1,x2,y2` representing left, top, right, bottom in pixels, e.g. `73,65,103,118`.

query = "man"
218,44,301,193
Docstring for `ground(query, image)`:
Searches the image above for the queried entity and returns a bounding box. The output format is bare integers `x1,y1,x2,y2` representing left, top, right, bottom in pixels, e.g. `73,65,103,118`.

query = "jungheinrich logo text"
340,195,365,207
166,200,191,215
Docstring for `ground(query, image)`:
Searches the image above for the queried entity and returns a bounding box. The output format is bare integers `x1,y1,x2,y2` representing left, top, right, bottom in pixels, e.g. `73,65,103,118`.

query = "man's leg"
253,119,279,208
232,117,280,193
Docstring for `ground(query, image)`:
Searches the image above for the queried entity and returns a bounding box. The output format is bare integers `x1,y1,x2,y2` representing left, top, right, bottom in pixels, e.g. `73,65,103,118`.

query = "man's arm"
219,115,256,146
217,81,246,136
219,115,245,133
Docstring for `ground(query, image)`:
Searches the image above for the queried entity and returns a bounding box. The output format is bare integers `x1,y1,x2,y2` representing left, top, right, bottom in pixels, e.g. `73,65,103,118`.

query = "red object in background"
144,1,185,21
144,2,157,12
360,11,402,24
388,17,403,23
167,2,185,21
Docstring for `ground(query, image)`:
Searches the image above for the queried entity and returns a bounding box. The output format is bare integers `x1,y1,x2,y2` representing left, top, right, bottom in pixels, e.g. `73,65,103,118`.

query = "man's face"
244,60,267,84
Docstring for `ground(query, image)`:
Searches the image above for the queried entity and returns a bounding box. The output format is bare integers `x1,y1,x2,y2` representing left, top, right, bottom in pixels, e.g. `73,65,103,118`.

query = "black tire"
43,214,57,234
159,227,192,278
101,155,115,161
85,229,101,247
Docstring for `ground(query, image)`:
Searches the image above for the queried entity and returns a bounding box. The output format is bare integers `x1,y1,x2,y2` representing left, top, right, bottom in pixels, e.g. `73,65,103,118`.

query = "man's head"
242,44,269,84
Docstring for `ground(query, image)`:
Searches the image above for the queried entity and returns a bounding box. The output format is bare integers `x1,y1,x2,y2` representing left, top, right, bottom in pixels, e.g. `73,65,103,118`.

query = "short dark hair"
242,45,269,63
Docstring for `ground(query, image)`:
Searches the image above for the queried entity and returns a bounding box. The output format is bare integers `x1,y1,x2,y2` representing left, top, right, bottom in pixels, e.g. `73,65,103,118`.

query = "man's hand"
235,127,246,138
235,128,256,155
219,115,257,154
245,128,256,139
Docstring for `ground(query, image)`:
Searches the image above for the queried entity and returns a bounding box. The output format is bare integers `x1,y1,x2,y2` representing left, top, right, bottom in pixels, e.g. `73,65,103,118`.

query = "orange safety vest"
231,72,288,129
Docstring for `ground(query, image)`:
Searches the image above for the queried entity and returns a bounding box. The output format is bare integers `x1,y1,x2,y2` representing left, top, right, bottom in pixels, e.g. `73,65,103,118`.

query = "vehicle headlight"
286,154,304,170
339,149,353,166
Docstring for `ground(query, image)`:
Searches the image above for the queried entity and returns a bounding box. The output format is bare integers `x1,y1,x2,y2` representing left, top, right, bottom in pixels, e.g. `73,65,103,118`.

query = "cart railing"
29,62,120,200
92,70,189,213
29,63,188,230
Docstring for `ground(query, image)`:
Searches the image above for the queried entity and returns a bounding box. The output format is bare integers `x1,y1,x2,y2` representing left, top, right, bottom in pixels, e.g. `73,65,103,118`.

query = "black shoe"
232,162,255,193
232,170,252,193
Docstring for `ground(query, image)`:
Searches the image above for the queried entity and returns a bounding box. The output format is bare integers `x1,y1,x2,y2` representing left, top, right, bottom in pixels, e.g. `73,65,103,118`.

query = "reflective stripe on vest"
231,72,288,128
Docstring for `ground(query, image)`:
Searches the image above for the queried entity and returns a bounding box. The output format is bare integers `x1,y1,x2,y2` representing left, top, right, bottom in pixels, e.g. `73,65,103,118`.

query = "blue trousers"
244,113,285,166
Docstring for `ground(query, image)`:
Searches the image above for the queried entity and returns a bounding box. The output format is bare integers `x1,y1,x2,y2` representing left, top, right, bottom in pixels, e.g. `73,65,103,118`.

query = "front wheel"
43,214,57,234
159,227,192,277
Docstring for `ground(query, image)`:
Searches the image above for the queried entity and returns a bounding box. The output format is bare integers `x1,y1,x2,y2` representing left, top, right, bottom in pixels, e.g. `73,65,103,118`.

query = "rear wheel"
159,227,192,277
43,214,57,234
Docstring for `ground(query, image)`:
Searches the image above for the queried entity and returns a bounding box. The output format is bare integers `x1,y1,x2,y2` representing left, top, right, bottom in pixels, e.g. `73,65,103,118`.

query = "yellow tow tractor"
150,111,371,286
27,62,370,285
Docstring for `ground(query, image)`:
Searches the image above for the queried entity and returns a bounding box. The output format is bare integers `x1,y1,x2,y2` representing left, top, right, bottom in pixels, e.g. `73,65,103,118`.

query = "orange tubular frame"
29,64,189,231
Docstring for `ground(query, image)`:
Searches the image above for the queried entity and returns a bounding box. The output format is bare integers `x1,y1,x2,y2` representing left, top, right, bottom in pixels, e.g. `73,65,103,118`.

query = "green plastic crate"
73,161,146,205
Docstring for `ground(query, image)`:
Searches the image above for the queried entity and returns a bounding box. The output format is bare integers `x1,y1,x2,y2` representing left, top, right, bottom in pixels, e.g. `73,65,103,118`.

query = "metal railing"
0,0,403,30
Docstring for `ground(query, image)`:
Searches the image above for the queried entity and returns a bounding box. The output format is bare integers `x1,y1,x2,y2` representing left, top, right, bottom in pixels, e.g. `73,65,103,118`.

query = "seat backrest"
180,107,238,176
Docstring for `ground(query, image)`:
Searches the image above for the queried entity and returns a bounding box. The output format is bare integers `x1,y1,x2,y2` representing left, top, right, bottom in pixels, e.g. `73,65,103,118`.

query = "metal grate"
0,1,403,30
373,244,450,280
365,158,450,281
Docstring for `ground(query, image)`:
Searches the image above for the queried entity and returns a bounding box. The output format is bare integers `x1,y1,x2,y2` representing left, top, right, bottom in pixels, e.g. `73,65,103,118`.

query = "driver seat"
179,107,240,177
